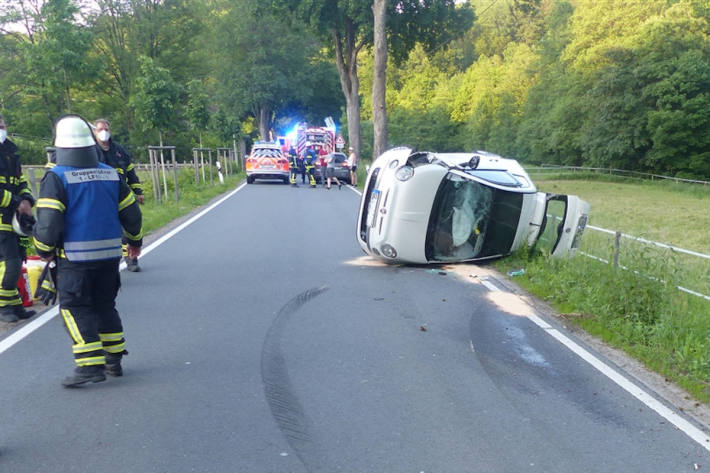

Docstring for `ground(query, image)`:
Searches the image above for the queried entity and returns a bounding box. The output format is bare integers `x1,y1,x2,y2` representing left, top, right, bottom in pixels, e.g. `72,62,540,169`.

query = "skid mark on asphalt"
261,286,329,472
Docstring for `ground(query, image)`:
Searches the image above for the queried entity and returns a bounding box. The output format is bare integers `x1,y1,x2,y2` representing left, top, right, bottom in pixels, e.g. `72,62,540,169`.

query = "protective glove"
18,236,31,263
34,261,57,305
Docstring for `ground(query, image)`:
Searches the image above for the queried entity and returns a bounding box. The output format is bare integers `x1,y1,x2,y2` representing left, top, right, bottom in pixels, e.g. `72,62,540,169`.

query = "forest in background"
1,0,709,179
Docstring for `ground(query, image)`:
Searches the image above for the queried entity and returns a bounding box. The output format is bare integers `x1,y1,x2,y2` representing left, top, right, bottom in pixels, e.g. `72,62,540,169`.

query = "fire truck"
295,124,335,158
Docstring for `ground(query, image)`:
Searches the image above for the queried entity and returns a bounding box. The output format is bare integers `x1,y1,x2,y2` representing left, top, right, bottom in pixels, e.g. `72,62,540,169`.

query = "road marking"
347,184,708,450
0,182,248,356
481,280,710,452
480,279,502,292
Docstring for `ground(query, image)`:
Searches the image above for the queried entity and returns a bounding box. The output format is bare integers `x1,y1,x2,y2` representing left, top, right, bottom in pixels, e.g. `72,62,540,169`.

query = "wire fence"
582,225,710,302
529,165,710,186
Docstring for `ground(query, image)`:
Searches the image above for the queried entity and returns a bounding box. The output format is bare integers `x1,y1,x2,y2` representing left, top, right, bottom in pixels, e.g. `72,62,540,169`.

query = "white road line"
480,279,502,292
481,282,710,452
0,182,248,356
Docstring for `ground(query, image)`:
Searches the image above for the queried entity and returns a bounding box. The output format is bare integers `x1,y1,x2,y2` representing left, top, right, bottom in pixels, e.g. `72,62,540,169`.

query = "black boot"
0,311,18,323
62,365,106,387
14,306,36,320
105,350,128,377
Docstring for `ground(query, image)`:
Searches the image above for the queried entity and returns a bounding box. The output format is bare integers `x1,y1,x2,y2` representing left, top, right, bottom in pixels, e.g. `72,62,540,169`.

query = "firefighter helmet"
54,115,96,148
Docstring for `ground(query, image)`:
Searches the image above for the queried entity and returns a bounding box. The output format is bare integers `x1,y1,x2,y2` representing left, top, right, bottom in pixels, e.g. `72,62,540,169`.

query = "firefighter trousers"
305,164,316,186
0,232,23,314
57,258,125,367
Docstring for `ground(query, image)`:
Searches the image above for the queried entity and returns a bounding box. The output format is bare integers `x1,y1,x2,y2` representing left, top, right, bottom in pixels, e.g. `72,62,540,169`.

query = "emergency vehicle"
295,124,335,158
245,141,290,184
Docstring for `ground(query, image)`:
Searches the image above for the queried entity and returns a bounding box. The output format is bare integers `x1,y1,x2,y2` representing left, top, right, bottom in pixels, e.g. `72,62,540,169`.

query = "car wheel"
247,176,254,184
283,177,289,184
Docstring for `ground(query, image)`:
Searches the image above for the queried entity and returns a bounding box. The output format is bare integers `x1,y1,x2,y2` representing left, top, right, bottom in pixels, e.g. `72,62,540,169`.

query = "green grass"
496,174,710,404
528,172,710,253
137,168,244,235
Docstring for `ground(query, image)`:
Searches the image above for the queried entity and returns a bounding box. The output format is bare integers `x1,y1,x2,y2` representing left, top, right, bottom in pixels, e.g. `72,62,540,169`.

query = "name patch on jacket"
64,168,119,184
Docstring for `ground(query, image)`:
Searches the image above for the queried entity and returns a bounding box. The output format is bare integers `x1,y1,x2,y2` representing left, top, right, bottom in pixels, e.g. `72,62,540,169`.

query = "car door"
535,194,590,256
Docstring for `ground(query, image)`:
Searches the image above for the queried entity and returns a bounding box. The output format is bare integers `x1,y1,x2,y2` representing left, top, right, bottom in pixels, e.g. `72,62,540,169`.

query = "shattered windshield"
425,173,525,261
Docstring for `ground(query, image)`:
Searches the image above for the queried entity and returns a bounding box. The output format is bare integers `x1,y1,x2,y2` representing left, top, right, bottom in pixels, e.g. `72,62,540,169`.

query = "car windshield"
425,173,524,261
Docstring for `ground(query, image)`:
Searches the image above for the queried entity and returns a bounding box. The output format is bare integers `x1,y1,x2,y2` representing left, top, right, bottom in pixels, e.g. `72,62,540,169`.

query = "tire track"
261,286,329,472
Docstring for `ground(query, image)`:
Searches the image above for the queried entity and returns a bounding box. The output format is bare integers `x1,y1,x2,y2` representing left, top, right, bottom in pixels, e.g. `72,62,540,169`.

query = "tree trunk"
258,107,271,141
372,0,388,159
332,21,363,161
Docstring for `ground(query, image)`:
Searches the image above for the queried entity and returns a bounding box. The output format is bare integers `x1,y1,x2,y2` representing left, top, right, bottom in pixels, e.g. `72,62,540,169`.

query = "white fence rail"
529,165,710,186
584,225,710,301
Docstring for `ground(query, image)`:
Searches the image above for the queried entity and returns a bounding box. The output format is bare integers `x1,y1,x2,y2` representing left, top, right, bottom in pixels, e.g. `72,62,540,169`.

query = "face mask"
97,130,110,142
0,129,7,143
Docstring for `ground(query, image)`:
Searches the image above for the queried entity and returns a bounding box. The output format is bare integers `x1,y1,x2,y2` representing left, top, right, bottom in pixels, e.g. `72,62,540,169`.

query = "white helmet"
54,115,96,148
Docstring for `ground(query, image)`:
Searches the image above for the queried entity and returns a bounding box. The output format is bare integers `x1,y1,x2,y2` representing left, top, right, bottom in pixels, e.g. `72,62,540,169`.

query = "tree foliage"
0,0,707,178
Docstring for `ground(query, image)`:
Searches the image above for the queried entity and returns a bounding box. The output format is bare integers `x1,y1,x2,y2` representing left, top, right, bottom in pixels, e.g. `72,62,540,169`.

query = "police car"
245,142,290,184
356,147,590,264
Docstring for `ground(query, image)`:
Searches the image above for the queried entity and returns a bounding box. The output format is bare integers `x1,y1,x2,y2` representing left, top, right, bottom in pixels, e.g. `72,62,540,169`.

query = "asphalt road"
1,180,709,473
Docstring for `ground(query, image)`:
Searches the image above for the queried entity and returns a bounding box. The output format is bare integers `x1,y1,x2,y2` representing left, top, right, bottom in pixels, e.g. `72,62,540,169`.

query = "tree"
185,79,210,143
372,0,387,158
213,0,314,140
0,0,96,129
129,55,181,142
274,0,473,159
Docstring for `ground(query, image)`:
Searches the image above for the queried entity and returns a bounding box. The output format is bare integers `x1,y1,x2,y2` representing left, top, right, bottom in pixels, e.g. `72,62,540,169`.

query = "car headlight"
395,165,414,181
381,244,397,259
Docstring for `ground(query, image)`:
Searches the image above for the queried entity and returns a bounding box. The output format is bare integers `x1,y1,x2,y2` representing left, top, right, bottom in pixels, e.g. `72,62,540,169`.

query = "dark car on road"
315,152,350,184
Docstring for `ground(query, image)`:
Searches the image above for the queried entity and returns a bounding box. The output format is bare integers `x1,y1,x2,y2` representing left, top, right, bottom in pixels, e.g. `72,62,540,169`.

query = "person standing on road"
325,153,342,190
33,115,143,387
318,146,328,187
93,118,144,272
305,145,317,188
0,114,36,323
288,146,299,186
348,146,358,187
298,150,306,184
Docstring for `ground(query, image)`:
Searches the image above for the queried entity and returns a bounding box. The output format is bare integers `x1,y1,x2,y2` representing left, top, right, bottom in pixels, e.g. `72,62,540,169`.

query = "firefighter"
288,146,299,186
305,146,317,188
0,114,36,323
93,118,144,272
33,115,143,387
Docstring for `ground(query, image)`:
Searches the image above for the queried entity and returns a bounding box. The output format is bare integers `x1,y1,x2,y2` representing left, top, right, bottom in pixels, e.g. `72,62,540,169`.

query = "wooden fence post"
193,149,199,184
613,231,621,269
27,168,38,198
208,150,214,185
149,149,161,203
172,148,179,202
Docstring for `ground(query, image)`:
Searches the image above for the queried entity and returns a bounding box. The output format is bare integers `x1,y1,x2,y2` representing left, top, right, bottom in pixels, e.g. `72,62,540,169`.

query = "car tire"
283,177,289,184
247,176,254,184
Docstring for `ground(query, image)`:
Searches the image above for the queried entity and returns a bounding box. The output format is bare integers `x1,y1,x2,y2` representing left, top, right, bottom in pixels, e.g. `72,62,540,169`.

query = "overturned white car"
356,147,589,264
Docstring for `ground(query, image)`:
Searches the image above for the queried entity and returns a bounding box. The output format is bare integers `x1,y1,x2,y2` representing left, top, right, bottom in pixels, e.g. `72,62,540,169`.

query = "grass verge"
137,168,244,235
495,173,710,405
